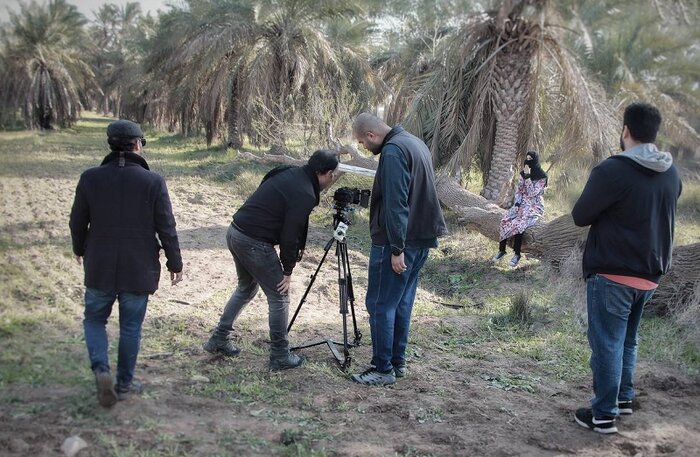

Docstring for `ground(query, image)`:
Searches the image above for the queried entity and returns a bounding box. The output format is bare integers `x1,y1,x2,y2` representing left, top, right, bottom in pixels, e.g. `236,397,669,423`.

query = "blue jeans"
365,245,430,373
83,288,149,387
586,274,655,417
214,225,290,355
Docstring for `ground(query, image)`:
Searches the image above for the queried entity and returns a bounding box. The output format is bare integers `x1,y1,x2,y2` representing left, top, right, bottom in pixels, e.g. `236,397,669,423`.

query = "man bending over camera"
204,150,338,370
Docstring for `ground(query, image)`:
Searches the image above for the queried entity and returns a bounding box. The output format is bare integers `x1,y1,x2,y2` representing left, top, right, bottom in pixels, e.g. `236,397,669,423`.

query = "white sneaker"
509,255,521,267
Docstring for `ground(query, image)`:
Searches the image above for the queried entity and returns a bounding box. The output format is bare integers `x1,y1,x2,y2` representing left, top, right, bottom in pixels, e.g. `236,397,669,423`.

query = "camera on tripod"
287,187,370,370
333,187,370,210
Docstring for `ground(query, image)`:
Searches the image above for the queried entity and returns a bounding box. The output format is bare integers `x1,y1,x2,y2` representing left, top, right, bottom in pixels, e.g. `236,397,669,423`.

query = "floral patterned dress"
499,175,546,240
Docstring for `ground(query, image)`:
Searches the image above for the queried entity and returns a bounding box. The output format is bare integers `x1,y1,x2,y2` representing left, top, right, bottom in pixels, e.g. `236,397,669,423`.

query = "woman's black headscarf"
524,151,547,182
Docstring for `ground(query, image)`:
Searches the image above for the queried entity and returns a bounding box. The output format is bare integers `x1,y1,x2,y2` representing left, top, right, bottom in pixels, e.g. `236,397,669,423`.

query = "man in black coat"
70,119,183,407
572,103,682,434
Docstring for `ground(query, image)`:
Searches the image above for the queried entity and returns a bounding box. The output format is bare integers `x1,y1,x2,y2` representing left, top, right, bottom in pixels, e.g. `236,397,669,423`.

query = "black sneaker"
618,400,634,415
574,408,618,434
116,380,144,401
94,369,117,408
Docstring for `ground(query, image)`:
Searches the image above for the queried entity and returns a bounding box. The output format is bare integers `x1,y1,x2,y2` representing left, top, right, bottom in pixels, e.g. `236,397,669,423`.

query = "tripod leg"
337,240,352,366
341,242,362,346
287,237,335,333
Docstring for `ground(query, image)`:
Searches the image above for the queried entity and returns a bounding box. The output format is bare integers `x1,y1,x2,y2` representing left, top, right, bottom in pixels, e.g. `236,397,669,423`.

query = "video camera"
333,187,370,209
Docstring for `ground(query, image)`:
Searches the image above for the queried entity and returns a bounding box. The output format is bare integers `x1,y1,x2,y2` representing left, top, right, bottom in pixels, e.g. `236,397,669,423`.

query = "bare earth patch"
1,153,699,456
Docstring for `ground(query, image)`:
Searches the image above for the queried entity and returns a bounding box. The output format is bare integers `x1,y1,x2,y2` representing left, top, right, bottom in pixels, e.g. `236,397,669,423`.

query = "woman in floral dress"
492,151,548,267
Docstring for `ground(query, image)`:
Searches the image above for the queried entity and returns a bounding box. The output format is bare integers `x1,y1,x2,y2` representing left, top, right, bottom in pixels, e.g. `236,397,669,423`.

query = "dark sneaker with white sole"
575,408,618,434
492,251,507,262
509,254,521,267
351,368,396,386
618,400,634,415
94,369,117,408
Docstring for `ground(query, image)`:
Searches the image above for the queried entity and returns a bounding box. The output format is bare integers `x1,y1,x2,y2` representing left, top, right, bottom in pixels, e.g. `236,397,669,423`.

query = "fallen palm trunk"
436,175,699,315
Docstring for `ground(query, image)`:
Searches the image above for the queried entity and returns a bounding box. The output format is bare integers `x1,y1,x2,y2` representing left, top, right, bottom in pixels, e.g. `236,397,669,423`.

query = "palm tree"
390,0,620,205
144,0,381,151
0,0,94,130
88,2,147,118
562,0,700,154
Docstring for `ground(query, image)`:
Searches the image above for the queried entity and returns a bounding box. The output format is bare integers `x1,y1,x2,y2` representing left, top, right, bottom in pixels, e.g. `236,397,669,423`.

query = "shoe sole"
618,409,633,415
351,375,396,385
96,372,117,408
574,415,618,434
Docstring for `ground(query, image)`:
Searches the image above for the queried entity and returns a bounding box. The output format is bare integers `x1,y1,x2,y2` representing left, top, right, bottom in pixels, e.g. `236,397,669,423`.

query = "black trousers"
499,233,523,256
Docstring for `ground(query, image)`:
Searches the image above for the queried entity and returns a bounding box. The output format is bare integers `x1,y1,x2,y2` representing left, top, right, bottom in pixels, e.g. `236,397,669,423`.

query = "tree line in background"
0,0,698,203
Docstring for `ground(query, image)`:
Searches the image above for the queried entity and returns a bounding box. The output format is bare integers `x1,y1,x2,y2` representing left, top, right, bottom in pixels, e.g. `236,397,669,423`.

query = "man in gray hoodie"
571,102,682,434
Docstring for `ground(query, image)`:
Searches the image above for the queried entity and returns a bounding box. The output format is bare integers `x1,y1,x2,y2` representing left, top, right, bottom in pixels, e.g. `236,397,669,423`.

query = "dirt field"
1,119,699,456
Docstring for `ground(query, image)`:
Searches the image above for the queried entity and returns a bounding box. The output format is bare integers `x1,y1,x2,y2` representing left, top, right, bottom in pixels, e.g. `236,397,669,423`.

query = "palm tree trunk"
482,20,535,206
482,117,519,204
226,76,242,149
437,176,699,315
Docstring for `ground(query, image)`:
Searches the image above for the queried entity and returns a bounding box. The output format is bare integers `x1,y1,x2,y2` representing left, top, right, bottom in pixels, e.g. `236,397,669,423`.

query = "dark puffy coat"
69,151,182,293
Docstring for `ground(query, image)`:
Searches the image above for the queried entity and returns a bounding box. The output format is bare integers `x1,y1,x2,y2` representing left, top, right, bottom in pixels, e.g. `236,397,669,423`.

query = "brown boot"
94,369,117,408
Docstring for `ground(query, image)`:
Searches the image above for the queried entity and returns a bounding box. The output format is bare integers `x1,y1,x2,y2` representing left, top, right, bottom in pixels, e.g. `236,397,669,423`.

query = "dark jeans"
214,225,290,355
499,233,523,255
586,274,655,417
83,288,149,387
365,245,430,373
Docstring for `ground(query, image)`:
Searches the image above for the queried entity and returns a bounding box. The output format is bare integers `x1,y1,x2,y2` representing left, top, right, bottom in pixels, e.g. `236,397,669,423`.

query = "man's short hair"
108,137,139,152
308,149,339,174
352,112,386,135
623,103,662,144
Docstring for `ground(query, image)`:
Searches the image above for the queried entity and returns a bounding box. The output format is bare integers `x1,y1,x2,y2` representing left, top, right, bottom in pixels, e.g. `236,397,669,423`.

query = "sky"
0,0,173,22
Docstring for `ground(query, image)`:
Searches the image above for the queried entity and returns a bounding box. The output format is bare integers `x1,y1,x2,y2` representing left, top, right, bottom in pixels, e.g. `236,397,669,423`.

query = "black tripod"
287,208,362,370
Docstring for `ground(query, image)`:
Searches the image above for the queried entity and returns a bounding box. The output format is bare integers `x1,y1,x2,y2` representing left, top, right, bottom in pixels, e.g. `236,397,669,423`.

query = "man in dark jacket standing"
572,103,682,434
203,150,338,371
70,120,183,408
350,113,448,385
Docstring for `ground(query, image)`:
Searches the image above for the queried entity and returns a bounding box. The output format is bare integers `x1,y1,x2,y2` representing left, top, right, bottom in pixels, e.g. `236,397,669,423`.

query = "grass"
1,112,699,455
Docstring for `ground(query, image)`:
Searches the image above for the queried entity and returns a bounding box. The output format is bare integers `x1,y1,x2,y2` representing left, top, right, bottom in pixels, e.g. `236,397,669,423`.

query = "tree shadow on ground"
176,225,230,251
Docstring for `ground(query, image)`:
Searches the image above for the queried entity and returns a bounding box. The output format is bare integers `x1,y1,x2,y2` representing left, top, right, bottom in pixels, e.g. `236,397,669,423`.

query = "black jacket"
572,155,682,282
370,126,448,250
69,151,182,294
232,165,320,275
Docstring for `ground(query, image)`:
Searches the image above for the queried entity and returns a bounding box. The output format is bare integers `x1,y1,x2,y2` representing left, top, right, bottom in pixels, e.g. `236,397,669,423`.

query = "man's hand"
391,252,407,274
277,274,292,295
170,271,183,286
75,255,82,265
